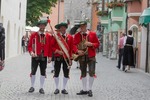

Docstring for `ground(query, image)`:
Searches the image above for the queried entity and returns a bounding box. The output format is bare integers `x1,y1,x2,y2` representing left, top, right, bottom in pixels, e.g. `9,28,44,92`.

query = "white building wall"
0,0,27,58
140,27,147,71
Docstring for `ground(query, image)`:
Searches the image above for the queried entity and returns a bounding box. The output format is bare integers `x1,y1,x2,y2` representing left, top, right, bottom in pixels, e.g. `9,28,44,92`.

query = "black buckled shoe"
28,87,35,93
39,88,45,94
54,89,60,94
61,89,68,94
76,90,87,95
88,90,93,97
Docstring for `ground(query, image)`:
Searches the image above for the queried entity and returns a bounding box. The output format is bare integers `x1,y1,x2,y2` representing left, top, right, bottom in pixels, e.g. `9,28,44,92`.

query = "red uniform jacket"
51,33,74,59
73,31,100,58
28,32,52,57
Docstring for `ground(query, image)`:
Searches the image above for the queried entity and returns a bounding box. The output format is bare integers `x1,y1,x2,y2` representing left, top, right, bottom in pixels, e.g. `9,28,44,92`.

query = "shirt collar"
81,30,89,34
127,35,133,37
38,31,45,34
61,32,66,36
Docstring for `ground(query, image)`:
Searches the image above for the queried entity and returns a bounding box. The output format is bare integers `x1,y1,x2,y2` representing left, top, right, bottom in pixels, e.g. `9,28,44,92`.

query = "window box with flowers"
97,11,109,16
124,0,142,2
106,1,124,9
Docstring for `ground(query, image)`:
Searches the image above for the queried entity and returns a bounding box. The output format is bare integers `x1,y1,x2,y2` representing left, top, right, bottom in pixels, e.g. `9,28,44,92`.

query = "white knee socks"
31,75,36,88
54,77,59,89
89,76,94,90
82,77,87,91
40,75,45,89
62,77,68,90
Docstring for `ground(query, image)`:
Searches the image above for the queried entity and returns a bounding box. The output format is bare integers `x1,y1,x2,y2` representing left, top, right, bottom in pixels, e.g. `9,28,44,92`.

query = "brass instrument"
72,34,88,61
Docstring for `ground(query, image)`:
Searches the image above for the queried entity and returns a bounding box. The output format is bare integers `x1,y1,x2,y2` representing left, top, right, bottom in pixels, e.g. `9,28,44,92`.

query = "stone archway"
129,24,139,68
129,25,138,47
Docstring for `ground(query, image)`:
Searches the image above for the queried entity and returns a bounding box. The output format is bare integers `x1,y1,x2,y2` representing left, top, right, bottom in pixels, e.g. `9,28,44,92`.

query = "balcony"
124,0,141,2
100,14,109,25
106,1,124,9
97,10,109,16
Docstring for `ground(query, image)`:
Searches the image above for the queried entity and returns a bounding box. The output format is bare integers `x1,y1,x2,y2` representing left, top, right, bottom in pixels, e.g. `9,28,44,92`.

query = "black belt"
125,44,132,46
55,57,68,61
34,56,46,61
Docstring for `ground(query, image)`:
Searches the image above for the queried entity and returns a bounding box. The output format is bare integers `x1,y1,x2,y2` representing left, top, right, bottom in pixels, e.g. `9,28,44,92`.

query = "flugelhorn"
72,35,88,61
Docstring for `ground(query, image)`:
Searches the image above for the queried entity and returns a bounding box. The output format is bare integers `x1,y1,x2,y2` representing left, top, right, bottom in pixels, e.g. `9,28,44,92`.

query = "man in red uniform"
28,20,52,94
51,22,73,95
74,21,99,97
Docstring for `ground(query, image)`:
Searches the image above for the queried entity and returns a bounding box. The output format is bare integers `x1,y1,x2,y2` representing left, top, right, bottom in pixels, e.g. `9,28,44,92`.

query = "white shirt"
38,31,45,35
60,32,67,36
123,35,136,48
81,30,89,35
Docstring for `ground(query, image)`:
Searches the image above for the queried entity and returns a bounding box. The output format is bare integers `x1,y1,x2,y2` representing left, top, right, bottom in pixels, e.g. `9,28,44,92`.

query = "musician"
51,22,73,95
28,20,52,94
0,25,5,71
74,21,100,97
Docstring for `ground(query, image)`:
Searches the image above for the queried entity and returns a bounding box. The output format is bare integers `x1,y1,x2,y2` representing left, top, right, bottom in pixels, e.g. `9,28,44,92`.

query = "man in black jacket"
0,25,5,71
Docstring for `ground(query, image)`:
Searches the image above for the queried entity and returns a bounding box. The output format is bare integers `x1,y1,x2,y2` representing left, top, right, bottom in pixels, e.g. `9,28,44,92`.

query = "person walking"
28,20,52,94
21,35,26,53
51,22,73,95
0,25,5,71
123,30,135,72
116,32,125,70
74,21,100,97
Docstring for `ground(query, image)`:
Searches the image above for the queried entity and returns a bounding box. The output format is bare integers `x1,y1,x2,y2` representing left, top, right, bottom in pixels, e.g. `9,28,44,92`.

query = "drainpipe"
146,0,150,72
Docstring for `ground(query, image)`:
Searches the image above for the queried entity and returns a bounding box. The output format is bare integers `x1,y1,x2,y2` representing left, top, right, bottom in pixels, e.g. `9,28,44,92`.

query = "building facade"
64,0,92,30
91,0,100,31
0,0,27,58
100,0,150,73
100,0,127,60
42,0,64,30
125,0,147,69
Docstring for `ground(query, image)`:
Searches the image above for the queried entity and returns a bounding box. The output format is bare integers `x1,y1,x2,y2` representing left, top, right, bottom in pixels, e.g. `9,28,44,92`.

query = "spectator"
0,25,5,71
21,35,26,53
116,32,125,70
123,30,135,72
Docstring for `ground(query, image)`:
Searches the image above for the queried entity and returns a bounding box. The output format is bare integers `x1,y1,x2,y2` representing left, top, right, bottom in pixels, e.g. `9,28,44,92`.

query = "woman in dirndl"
123,30,135,72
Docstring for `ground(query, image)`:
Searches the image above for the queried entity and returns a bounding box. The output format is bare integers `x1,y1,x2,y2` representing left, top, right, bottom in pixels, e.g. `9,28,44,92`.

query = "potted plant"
106,1,124,8
97,11,108,16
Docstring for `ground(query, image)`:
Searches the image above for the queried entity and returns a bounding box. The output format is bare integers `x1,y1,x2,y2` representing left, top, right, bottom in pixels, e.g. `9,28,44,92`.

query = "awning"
139,7,150,27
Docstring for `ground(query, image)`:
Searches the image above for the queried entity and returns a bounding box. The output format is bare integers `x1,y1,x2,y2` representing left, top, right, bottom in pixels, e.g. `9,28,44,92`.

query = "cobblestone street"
0,53,150,100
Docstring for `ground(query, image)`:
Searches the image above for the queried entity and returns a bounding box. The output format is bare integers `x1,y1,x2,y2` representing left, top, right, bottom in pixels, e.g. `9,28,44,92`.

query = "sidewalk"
0,53,150,100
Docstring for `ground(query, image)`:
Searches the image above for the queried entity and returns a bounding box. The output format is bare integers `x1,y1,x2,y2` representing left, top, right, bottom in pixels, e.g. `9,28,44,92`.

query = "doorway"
130,25,138,68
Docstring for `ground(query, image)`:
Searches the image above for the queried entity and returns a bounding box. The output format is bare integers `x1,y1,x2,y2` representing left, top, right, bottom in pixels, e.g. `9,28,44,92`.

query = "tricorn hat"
55,22,68,29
